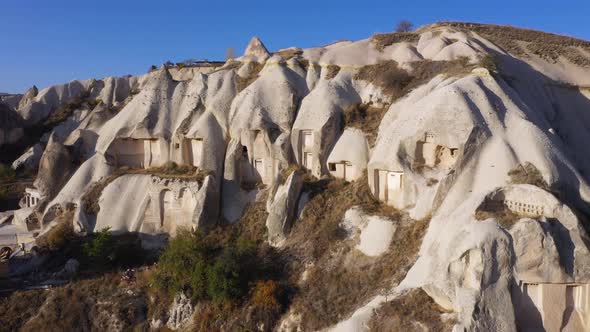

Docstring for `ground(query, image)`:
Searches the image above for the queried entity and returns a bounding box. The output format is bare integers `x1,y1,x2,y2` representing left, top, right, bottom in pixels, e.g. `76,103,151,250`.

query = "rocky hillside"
2,22,590,331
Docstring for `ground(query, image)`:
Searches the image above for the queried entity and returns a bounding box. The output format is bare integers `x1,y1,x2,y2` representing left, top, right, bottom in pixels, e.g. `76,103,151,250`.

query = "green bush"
0,187,8,200
0,163,16,182
153,231,258,303
82,227,115,264
81,227,145,268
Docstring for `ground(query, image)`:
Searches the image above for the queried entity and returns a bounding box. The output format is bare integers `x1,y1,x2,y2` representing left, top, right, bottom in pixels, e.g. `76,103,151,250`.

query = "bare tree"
395,20,414,33
226,47,236,61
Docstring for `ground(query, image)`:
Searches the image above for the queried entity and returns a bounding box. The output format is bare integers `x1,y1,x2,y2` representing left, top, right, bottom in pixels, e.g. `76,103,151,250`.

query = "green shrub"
0,163,16,182
82,227,114,262
80,228,145,268
153,231,259,303
0,187,8,200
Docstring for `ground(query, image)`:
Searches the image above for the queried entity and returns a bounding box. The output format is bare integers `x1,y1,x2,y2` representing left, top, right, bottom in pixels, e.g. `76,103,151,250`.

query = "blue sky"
1,0,589,93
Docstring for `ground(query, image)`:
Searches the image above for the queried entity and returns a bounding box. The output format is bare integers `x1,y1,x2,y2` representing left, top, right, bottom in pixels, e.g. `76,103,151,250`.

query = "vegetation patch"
0,289,48,331
475,207,522,229
354,57,488,102
354,60,412,98
324,64,341,79
508,162,549,190
371,32,420,51
0,164,35,211
297,58,310,71
20,272,149,332
43,91,97,129
435,22,590,66
368,288,454,331
342,103,388,146
283,173,429,330
274,48,303,60
235,61,264,92
293,214,428,331
35,209,75,251
151,229,290,331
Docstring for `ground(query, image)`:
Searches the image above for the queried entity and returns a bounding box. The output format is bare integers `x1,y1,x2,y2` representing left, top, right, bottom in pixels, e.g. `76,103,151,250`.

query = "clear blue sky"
1,0,589,93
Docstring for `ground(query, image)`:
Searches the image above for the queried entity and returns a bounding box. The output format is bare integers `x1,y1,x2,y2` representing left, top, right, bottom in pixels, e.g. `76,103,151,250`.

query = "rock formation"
3,22,590,332
265,170,303,245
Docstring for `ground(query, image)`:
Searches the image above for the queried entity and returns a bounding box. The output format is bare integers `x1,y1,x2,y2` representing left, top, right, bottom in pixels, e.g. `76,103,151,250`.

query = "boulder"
34,135,76,203
341,207,396,256
265,171,303,245
53,258,79,279
18,85,38,109
12,143,44,170
166,293,194,330
0,101,24,147
510,218,566,282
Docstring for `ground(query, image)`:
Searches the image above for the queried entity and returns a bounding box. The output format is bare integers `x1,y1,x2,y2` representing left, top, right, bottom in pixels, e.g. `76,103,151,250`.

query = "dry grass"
43,92,91,128
81,173,121,215
354,58,474,101
297,58,311,71
342,103,388,146
293,215,429,330
427,178,439,186
475,208,522,229
508,162,549,190
20,272,149,332
371,32,420,51
368,288,454,331
236,62,264,92
282,173,430,329
0,289,48,331
35,209,75,251
285,174,386,260
354,60,411,99
324,64,341,79
434,22,590,66
275,48,303,60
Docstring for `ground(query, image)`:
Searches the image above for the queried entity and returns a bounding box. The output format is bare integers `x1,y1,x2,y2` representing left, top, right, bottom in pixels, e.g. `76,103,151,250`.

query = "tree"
226,47,236,61
395,20,414,33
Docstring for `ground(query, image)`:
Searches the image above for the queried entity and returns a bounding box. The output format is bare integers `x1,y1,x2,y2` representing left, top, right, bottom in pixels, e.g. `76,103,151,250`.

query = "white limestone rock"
11,143,44,170
34,135,76,203
341,207,396,256
292,71,360,177
18,85,38,109
0,102,24,147
327,128,369,181
242,36,270,62
266,171,303,246
492,184,590,283
510,218,566,282
17,79,93,125
166,293,194,330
